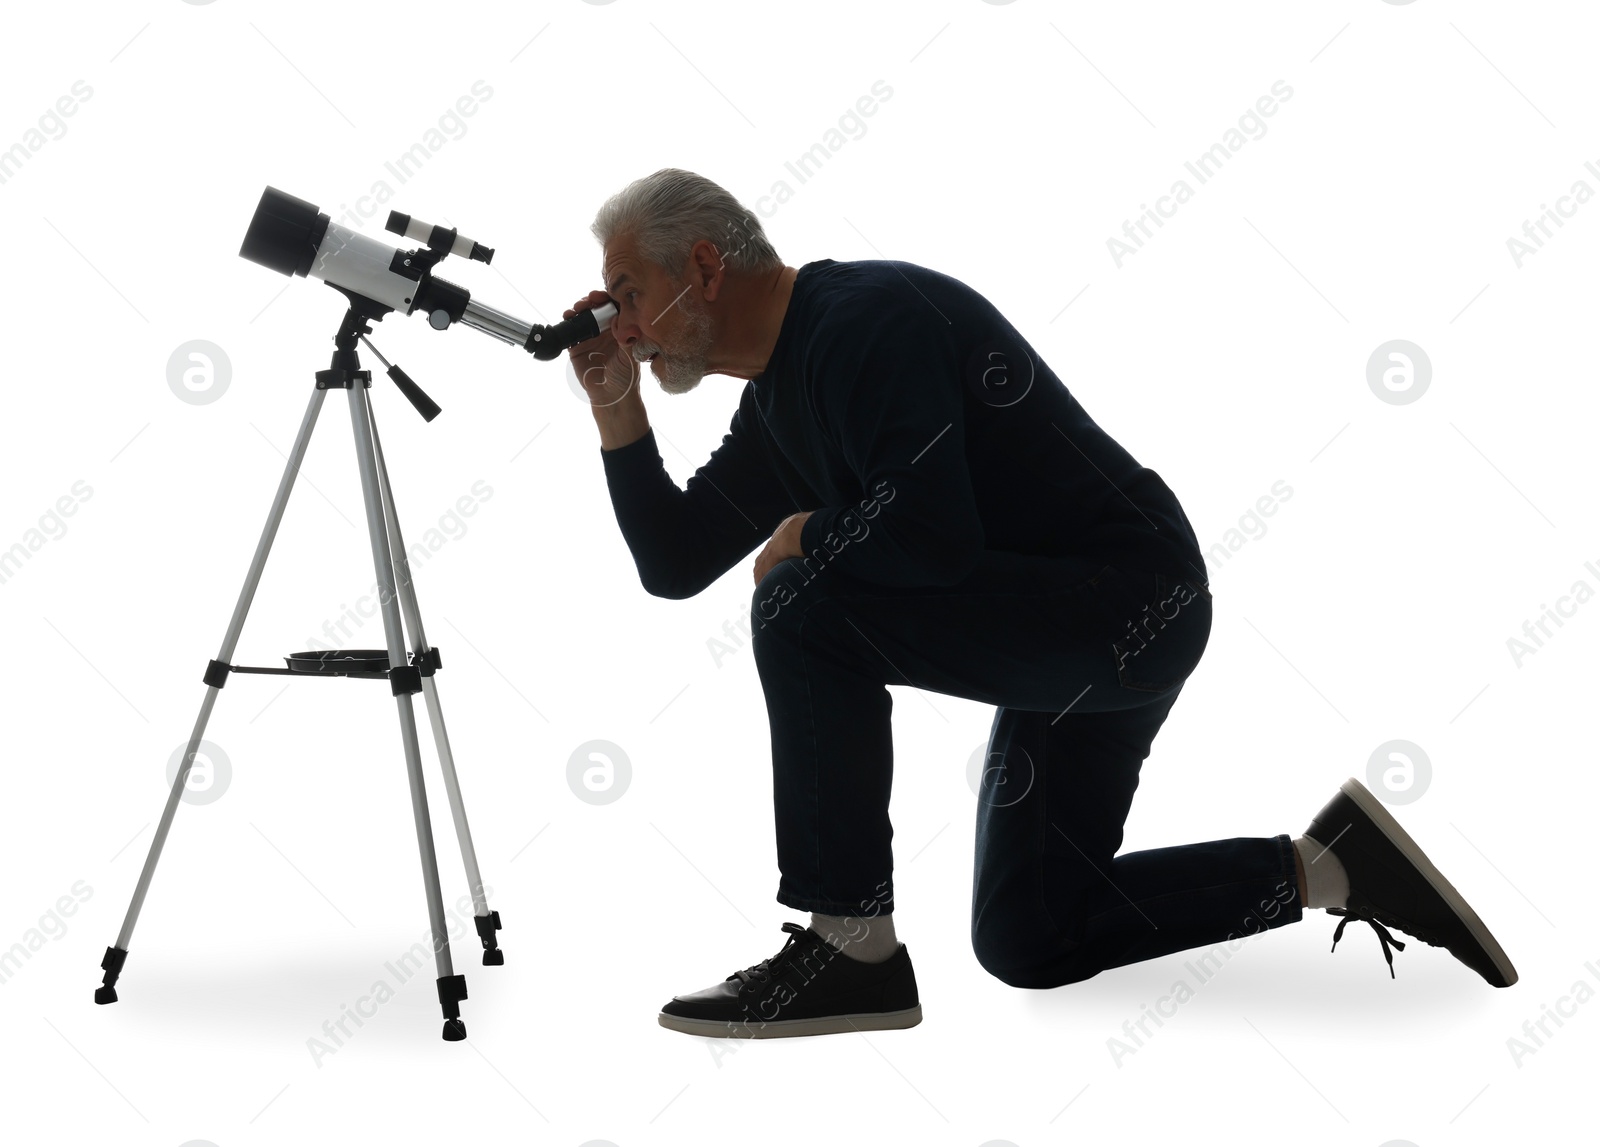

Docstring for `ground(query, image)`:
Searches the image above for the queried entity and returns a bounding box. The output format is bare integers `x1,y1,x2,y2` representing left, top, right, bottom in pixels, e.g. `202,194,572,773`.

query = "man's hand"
565,291,639,405
565,290,650,451
753,511,813,585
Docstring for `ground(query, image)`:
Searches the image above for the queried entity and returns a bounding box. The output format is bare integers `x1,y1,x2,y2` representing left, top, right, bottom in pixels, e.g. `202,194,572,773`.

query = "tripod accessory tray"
285,647,443,695
286,648,398,679
202,646,442,696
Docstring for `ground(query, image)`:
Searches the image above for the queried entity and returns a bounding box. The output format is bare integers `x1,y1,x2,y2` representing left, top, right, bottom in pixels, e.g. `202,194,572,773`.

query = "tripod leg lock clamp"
436,973,468,1020
204,659,231,688
389,666,422,696
415,646,443,676
475,910,502,949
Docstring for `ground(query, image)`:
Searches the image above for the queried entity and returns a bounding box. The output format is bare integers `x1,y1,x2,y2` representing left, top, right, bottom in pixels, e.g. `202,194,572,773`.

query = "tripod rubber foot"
442,1019,467,1041
96,945,128,1005
482,949,504,966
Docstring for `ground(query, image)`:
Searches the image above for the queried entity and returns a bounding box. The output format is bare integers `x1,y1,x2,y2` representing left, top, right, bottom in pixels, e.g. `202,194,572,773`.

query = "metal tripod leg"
345,379,470,1041
363,396,503,966
96,385,331,1006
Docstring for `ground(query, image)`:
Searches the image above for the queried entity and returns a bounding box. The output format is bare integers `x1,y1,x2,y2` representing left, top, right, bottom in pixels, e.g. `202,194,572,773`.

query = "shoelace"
1327,907,1409,978
732,922,813,989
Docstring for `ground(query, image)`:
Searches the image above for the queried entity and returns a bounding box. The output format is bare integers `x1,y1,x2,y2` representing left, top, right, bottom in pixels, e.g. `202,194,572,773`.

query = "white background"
0,1,1593,1144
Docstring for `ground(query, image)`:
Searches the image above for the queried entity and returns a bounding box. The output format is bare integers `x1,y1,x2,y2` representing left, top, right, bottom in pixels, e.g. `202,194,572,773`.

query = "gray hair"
590,168,783,280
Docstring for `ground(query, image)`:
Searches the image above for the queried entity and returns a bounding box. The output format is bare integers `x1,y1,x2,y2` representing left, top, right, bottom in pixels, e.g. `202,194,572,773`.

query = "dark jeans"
750,549,1303,989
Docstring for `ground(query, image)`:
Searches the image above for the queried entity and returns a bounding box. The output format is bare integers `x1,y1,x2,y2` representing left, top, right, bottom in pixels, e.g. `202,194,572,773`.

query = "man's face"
603,241,716,396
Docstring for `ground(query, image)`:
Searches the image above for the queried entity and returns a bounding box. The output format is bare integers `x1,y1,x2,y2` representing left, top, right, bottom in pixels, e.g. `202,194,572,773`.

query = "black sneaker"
1305,777,1518,988
657,922,923,1038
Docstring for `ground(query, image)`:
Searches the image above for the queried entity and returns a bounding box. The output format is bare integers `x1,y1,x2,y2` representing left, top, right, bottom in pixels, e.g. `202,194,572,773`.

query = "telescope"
94,185,588,1040
239,186,616,360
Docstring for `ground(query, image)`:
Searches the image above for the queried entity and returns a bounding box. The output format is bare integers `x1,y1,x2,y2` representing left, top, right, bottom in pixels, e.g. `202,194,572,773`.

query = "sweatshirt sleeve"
600,384,800,600
797,297,986,587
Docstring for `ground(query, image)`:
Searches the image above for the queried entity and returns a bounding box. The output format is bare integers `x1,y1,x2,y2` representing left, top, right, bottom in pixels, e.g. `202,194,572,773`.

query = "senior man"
563,169,1518,1040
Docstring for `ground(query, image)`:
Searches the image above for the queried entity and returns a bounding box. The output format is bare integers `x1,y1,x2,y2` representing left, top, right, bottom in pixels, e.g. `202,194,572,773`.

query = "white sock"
809,912,898,963
1293,833,1351,909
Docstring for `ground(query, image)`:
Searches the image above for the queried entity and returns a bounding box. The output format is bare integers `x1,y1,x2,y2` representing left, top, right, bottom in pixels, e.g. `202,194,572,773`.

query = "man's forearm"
595,393,651,452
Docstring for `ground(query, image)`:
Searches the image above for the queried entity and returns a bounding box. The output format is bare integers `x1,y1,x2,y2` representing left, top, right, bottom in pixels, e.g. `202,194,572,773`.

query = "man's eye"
627,290,638,303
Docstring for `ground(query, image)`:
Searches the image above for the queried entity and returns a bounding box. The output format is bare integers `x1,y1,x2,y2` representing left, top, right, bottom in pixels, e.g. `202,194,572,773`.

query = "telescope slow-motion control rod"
239,186,617,359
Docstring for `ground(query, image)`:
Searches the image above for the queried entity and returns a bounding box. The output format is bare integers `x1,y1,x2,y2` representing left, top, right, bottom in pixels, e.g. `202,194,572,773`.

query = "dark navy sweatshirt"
598,258,1205,600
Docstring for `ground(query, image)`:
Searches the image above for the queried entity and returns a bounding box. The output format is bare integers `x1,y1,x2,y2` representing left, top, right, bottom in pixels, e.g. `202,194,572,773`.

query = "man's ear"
691,238,725,303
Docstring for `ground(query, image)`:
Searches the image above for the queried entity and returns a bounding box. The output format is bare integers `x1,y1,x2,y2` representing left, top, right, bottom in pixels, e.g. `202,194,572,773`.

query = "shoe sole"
1321,777,1517,988
658,1004,923,1039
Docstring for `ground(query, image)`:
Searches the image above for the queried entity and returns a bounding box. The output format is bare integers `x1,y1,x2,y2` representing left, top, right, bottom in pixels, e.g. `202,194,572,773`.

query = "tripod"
95,298,504,1041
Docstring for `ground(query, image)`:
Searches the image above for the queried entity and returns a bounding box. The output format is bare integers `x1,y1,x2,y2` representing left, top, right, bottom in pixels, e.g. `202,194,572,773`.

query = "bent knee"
972,921,1102,989
749,559,818,639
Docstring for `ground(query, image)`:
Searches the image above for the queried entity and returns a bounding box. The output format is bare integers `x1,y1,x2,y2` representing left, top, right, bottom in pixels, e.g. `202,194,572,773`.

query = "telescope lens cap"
240,186,329,278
